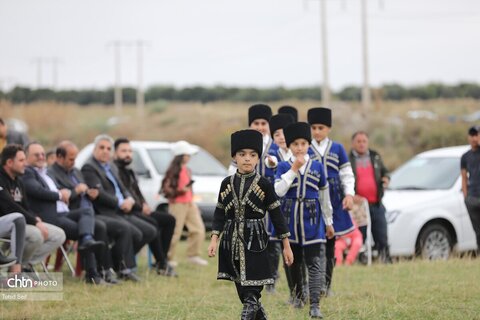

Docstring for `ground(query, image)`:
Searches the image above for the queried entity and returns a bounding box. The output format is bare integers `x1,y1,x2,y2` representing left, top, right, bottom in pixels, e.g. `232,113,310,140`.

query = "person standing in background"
461,126,480,256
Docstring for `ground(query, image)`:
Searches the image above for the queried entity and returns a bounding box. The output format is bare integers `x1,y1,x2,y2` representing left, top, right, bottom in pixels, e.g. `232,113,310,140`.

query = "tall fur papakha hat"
269,114,294,138
231,129,263,157
248,104,272,126
284,122,312,147
307,107,332,127
278,105,298,122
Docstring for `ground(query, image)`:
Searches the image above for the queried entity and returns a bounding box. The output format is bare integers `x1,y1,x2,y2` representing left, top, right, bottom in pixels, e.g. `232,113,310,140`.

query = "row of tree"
1,83,479,105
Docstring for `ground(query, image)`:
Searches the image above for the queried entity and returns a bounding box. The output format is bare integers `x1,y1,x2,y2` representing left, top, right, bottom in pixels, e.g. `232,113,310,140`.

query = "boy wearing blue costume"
275,122,334,319
307,107,355,295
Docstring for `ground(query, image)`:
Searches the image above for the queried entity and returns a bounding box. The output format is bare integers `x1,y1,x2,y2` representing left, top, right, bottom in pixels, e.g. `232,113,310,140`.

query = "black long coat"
212,171,290,286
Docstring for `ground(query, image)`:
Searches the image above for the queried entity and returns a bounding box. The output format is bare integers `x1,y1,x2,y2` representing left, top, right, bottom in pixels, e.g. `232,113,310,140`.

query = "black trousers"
325,237,335,290
57,207,97,273
235,282,263,304
290,243,326,305
134,210,176,268
466,196,480,251
96,214,136,270
118,210,157,254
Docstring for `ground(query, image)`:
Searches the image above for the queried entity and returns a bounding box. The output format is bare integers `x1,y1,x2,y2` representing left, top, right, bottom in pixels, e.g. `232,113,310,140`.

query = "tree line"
1,82,479,105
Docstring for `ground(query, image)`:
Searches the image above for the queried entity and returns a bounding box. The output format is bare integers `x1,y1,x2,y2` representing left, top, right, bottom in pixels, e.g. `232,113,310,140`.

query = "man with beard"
113,138,177,276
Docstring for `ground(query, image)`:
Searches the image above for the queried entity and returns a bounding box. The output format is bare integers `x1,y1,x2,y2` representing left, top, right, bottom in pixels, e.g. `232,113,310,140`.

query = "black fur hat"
231,129,263,157
269,114,294,137
248,104,272,126
284,122,311,147
307,107,332,127
278,105,298,122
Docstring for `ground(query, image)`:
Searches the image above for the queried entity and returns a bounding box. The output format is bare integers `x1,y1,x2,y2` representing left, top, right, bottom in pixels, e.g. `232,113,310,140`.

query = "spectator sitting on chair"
334,217,363,266
349,131,392,264
113,138,177,277
0,118,29,152
0,144,65,270
21,142,106,285
48,141,133,284
82,134,157,281
0,210,26,274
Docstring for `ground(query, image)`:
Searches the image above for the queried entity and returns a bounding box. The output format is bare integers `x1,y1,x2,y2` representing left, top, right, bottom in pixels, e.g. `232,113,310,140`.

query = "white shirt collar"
311,137,330,156
279,148,293,161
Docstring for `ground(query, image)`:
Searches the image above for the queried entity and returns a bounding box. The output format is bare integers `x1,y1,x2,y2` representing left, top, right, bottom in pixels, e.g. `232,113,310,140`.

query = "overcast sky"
1,0,479,91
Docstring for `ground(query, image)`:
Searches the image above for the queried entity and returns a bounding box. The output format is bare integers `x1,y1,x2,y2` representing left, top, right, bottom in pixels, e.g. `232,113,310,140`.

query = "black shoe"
102,269,120,284
119,269,141,282
292,297,305,309
309,304,323,319
0,253,16,267
78,239,104,252
85,274,110,286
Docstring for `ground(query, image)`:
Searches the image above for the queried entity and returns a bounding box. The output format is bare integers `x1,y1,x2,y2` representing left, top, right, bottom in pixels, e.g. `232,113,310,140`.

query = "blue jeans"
360,203,388,251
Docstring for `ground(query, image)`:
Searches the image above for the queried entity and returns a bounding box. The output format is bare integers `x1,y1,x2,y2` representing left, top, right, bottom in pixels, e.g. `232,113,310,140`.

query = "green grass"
1,241,479,320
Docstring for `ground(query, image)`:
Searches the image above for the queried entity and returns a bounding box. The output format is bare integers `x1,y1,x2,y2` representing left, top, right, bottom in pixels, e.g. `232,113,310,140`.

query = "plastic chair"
349,197,373,266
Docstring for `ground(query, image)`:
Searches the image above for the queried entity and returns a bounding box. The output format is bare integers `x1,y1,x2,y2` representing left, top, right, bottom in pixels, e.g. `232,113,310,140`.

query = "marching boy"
274,122,334,318
208,129,294,320
307,107,355,295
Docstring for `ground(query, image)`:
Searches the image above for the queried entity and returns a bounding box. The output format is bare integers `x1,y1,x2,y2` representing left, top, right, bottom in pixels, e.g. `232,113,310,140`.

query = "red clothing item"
171,166,193,203
335,226,363,265
355,162,378,204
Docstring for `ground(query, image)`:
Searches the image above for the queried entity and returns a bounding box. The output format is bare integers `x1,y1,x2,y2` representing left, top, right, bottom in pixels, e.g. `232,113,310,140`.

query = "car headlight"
386,210,401,224
193,192,217,204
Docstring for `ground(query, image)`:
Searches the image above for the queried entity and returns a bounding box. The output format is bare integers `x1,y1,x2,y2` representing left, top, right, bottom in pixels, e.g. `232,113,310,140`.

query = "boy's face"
250,119,270,136
289,139,309,158
273,129,287,150
311,124,330,142
467,134,479,148
233,149,259,174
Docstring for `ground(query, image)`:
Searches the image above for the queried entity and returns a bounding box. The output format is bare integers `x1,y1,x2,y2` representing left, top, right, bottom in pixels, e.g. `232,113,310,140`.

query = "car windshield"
389,157,460,190
147,148,227,176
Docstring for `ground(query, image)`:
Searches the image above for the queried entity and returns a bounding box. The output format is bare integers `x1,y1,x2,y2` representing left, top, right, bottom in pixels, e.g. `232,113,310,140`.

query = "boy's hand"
291,157,306,172
342,194,354,210
208,235,218,257
326,225,335,239
283,247,294,266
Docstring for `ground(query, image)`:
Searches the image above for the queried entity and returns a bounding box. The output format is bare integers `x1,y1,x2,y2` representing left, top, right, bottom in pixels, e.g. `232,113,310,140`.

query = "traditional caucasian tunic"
212,171,290,286
274,156,333,245
309,138,355,236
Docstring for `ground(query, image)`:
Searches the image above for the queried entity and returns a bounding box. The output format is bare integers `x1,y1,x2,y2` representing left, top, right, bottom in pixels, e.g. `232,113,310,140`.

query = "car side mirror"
136,169,151,179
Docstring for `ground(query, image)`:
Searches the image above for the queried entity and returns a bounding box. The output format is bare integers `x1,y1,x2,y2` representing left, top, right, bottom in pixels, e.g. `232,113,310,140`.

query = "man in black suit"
48,140,134,283
81,135,157,281
113,138,177,276
21,142,106,284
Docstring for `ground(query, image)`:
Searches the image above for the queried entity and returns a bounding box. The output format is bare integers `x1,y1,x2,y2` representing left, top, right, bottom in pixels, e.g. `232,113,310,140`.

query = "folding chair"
45,240,79,277
349,197,373,266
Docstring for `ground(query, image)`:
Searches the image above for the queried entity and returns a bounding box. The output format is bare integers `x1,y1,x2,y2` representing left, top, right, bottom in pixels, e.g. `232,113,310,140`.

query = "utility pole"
50,57,61,90
108,41,126,114
320,0,330,107
32,57,45,89
361,0,371,110
134,40,149,117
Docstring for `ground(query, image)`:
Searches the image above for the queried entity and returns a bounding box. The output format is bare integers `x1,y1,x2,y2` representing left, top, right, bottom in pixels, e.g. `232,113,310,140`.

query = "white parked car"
75,141,227,230
384,145,477,259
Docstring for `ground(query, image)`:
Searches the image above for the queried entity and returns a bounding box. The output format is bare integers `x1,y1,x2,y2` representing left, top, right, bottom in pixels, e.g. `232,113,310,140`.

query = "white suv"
384,145,477,259
75,141,227,230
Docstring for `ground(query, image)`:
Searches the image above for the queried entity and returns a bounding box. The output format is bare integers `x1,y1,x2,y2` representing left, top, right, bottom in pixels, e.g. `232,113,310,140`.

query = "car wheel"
417,224,453,260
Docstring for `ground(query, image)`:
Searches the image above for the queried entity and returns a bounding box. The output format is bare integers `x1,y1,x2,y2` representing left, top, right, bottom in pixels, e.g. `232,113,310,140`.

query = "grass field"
1,240,479,320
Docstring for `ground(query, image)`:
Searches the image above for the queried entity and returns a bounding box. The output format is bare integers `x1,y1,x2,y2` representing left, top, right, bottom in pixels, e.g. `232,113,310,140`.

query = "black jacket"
349,149,390,203
21,166,61,225
48,162,87,210
81,156,132,217
0,167,38,225
114,160,146,212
